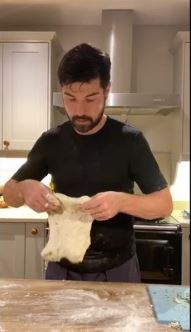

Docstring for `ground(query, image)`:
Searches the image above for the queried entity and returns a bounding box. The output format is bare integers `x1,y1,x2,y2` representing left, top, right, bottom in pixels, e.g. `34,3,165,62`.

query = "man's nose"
75,102,86,116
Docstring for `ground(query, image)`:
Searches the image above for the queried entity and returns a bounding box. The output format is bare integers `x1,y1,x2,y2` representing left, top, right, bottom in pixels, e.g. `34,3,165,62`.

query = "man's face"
62,78,110,134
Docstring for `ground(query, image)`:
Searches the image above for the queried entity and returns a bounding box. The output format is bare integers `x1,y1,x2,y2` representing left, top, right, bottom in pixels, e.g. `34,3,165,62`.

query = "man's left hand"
81,191,121,221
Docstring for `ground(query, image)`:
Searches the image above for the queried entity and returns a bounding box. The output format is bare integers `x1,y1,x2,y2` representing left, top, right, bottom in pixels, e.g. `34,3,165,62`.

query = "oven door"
134,229,182,284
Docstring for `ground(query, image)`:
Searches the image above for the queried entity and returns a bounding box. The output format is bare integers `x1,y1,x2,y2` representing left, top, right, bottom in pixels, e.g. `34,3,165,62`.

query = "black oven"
133,217,182,285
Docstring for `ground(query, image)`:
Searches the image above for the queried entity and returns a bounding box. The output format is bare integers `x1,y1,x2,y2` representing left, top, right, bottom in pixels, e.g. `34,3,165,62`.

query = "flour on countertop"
0,301,5,307
0,286,169,331
0,288,147,330
0,283,24,289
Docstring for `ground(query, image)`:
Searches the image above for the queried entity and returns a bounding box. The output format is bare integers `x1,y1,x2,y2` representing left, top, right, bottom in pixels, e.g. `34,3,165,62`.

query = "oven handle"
163,246,174,278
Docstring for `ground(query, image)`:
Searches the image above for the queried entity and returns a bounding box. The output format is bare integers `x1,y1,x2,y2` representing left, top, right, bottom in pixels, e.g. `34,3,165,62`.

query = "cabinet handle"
3,140,10,151
31,228,38,235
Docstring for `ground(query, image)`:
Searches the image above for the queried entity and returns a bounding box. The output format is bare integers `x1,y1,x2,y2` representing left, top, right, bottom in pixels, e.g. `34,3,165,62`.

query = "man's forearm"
3,179,24,207
119,188,173,220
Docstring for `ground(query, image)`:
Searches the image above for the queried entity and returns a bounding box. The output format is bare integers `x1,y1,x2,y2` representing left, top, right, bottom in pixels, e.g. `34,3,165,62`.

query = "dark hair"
57,43,111,89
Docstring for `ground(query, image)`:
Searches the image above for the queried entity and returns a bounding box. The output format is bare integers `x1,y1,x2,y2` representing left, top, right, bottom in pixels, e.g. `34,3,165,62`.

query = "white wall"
132,26,183,93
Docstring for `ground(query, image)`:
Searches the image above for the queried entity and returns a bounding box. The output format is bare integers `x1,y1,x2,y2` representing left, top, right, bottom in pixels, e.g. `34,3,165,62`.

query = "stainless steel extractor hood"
53,9,180,115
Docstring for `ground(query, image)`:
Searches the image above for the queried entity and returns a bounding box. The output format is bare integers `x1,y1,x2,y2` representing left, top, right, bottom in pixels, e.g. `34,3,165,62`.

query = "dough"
41,193,94,264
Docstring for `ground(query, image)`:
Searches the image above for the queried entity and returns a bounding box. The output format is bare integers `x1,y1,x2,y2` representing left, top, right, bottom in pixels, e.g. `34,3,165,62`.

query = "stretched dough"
41,193,94,264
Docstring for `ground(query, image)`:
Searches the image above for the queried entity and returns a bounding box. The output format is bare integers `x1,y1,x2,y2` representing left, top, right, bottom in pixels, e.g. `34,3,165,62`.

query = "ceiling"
0,0,189,26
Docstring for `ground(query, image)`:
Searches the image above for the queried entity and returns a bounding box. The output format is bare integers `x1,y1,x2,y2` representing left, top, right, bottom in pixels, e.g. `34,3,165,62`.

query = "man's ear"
105,82,111,98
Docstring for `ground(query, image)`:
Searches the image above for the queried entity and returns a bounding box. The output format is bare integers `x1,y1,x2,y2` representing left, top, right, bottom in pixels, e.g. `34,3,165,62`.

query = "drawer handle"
3,140,10,150
31,228,38,235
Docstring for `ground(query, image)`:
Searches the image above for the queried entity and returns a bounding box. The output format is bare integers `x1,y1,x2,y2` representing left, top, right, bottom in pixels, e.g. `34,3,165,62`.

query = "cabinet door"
0,223,25,278
181,226,190,285
25,223,46,279
182,42,190,157
0,43,2,149
3,42,49,150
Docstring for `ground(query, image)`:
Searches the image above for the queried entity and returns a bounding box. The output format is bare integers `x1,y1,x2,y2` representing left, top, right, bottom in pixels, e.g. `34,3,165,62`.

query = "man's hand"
19,179,61,214
81,191,121,221
3,179,62,215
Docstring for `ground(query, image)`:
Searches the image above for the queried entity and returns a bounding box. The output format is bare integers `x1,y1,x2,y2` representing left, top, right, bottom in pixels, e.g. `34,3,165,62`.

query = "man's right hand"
3,179,62,214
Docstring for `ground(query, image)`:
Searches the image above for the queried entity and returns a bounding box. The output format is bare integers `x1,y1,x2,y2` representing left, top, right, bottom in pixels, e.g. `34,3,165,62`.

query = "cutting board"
147,285,190,331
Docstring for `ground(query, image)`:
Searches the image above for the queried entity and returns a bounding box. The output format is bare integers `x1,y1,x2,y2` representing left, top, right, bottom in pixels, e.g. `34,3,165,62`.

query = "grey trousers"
45,254,141,282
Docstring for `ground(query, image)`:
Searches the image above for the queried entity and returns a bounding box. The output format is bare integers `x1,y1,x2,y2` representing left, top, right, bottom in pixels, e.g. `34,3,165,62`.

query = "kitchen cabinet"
0,31,62,151
170,31,190,160
0,223,25,278
0,221,46,279
181,223,190,285
0,44,2,149
182,42,190,157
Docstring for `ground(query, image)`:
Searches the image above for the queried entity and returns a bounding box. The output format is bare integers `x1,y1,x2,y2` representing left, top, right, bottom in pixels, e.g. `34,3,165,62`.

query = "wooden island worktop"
0,279,176,332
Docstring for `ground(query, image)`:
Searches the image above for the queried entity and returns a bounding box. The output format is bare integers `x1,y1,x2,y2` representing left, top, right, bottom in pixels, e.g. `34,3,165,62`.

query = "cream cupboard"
0,206,47,279
170,31,190,160
0,31,62,151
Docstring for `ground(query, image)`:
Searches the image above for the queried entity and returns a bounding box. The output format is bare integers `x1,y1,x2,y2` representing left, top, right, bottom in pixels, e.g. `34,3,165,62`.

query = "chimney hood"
53,10,180,115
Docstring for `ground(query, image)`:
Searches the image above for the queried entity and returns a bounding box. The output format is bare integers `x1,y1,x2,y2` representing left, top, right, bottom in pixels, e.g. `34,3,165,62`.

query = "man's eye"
86,99,95,103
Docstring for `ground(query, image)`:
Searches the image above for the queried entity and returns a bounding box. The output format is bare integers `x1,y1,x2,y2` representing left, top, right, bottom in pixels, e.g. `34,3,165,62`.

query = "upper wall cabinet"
0,32,62,152
170,31,190,159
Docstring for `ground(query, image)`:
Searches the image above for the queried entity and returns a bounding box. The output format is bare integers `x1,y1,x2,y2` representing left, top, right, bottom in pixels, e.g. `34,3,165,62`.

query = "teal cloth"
147,285,190,331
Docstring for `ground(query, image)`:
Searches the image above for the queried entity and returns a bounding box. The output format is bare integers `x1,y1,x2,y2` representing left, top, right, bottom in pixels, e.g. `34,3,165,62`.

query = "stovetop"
133,216,180,231
134,215,179,224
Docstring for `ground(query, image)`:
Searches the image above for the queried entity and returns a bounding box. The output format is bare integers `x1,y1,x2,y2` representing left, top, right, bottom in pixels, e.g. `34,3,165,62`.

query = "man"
3,43,173,282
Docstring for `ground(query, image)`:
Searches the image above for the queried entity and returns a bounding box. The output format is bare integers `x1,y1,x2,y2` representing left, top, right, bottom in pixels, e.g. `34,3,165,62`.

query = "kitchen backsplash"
0,157,51,186
0,157,26,185
170,160,190,203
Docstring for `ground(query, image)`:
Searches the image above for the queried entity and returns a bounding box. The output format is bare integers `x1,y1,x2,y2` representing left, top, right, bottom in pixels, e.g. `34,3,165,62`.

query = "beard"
68,104,105,134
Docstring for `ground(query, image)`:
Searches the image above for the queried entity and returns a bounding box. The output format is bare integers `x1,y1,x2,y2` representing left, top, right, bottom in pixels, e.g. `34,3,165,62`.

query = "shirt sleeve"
129,131,168,194
11,133,49,182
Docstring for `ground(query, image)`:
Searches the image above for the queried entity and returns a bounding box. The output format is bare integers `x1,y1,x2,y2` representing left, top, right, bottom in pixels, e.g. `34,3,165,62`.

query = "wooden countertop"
0,279,176,332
